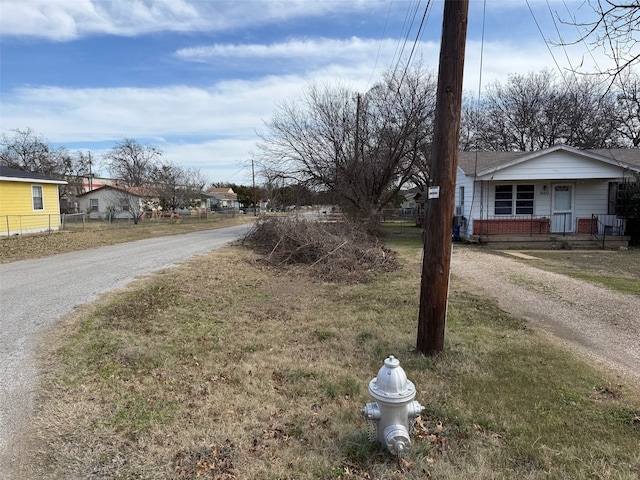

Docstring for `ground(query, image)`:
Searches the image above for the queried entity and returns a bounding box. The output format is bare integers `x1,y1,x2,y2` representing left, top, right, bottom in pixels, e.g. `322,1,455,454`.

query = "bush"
242,216,398,283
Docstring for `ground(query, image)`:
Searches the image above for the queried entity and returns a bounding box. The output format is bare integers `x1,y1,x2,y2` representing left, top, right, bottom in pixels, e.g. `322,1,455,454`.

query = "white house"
454,146,640,241
76,185,147,221
204,187,241,211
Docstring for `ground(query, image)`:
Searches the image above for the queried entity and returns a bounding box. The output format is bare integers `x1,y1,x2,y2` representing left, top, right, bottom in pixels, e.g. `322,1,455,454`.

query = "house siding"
77,188,142,220
0,180,62,235
479,152,632,181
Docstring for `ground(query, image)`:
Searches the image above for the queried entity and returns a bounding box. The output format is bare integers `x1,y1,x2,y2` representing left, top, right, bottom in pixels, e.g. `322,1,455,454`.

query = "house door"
551,184,574,233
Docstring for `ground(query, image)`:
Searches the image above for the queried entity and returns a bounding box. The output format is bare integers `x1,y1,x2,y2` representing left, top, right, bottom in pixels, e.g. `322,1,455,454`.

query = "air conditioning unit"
455,206,463,215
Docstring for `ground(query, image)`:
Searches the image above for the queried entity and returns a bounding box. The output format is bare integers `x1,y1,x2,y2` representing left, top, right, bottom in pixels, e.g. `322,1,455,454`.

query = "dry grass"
8,231,640,479
0,215,250,263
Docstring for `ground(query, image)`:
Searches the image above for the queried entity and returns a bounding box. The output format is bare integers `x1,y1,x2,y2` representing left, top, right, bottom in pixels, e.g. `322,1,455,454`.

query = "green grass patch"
508,249,640,296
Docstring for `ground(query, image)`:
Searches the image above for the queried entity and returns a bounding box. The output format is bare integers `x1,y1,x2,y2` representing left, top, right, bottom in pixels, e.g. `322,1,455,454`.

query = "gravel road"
451,248,640,382
0,224,251,464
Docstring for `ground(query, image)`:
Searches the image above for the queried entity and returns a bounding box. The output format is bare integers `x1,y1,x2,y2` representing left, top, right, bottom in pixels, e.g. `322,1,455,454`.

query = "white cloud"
161,139,256,184
0,0,383,40
176,37,385,63
1,4,621,185
1,77,306,141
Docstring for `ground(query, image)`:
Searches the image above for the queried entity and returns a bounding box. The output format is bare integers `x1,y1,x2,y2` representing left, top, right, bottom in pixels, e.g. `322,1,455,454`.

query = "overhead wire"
366,0,395,89
546,0,577,75
398,0,433,90
470,0,488,237
561,0,602,72
525,0,567,84
390,0,423,84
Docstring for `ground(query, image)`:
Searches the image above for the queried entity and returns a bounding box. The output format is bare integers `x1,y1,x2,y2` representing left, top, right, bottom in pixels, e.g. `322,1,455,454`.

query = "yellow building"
0,166,67,236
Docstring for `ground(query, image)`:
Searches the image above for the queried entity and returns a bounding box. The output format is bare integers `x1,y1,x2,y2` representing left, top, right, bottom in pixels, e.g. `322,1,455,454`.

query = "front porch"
465,214,630,249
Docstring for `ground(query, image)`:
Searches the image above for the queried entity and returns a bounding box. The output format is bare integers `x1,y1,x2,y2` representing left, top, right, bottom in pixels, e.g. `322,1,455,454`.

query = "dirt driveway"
450,248,640,382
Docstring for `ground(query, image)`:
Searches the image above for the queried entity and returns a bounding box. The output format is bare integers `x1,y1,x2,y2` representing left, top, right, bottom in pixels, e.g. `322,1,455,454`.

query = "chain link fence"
1,214,62,236
1,210,244,236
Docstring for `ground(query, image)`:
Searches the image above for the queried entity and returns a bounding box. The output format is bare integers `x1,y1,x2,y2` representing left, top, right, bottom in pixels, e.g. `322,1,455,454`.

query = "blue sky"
0,0,613,185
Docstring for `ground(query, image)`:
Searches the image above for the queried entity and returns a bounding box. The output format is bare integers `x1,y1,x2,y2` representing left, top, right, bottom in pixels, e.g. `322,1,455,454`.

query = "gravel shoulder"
451,247,640,382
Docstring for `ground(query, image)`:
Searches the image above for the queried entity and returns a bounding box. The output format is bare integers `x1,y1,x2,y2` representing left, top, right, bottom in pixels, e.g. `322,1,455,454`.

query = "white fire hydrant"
362,356,424,456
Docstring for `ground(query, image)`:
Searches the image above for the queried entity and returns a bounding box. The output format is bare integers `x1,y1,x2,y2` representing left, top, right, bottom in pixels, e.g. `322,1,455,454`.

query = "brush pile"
242,216,398,283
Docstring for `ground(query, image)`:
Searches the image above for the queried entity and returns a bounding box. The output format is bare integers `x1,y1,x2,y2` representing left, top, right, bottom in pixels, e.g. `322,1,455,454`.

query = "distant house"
76,185,147,221
0,166,67,236
454,146,640,245
204,187,241,211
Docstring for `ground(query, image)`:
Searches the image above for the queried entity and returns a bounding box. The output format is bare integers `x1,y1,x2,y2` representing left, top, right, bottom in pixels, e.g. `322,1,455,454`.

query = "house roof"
76,184,146,198
0,166,68,185
205,187,238,201
457,146,640,177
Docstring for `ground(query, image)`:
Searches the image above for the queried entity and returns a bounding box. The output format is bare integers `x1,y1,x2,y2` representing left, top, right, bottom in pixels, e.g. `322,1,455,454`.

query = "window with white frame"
494,184,534,215
515,185,534,214
495,185,513,215
90,198,99,212
32,185,44,210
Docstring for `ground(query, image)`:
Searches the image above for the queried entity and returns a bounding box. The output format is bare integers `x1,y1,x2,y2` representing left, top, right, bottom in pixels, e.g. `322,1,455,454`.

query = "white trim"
32,184,44,211
0,176,67,185
475,145,640,178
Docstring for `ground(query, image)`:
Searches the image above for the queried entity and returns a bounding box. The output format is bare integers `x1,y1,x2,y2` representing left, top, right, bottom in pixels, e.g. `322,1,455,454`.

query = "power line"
546,0,576,74
525,0,567,84
469,0,487,237
366,0,395,89
561,0,601,72
398,0,433,89
390,0,423,83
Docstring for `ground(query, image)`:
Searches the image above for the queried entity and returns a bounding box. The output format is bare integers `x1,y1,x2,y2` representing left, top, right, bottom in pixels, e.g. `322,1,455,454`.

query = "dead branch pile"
242,216,399,283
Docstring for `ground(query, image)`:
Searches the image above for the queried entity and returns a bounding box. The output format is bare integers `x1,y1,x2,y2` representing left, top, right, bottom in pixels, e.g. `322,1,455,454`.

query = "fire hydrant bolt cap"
385,356,400,368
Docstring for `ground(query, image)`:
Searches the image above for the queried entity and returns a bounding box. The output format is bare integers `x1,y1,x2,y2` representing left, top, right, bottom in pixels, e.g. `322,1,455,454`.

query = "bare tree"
257,66,437,221
478,70,572,150
559,0,640,82
615,70,640,147
0,127,71,177
468,70,624,151
565,75,624,148
107,188,147,224
103,138,161,187
150,161,207,212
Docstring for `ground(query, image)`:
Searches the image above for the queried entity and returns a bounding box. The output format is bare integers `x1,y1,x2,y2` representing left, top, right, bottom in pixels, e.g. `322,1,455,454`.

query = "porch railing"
590,214,627,249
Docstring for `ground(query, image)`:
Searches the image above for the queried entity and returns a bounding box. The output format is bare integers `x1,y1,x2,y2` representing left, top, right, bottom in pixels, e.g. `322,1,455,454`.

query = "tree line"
3,68,639,222
0,131,249,216
257,67,640,222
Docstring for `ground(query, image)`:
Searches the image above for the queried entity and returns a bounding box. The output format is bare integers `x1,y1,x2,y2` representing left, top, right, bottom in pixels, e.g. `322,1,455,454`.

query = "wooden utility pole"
417,0,468,355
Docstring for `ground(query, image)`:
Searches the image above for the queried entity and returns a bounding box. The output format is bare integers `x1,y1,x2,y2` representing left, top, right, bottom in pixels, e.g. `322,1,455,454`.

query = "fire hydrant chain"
366,418,377,443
